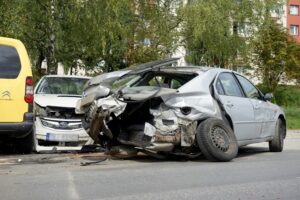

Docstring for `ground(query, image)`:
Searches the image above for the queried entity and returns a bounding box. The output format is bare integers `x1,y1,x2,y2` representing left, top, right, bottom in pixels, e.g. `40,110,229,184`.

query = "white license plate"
46,133,79,142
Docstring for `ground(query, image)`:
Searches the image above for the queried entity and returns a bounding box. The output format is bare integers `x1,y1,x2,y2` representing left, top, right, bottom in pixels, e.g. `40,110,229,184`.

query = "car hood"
35,94,81,108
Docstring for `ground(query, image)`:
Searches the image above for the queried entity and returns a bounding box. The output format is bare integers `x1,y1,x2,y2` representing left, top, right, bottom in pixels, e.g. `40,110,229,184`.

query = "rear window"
0,45,21,79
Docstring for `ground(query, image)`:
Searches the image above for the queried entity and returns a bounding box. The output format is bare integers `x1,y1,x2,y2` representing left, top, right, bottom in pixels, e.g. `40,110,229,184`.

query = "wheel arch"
278,114,286,138
224,114,234,131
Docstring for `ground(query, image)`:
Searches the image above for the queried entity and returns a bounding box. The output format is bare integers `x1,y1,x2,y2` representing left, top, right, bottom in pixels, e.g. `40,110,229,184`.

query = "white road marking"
67,171,80,200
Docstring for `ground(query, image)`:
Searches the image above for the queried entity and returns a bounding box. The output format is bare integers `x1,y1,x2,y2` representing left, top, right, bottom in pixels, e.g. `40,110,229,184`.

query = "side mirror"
264,93,273,101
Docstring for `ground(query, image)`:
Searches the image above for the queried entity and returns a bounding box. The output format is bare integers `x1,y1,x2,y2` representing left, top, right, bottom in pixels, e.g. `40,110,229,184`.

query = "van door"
0,38,32,122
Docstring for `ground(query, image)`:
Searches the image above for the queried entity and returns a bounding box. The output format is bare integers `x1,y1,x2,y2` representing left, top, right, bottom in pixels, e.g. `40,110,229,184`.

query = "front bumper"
35,117,89,143
0,113,33,138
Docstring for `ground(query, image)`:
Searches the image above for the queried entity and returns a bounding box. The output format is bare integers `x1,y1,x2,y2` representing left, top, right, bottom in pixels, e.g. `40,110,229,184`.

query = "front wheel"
196,118,238,162
269,118,285,152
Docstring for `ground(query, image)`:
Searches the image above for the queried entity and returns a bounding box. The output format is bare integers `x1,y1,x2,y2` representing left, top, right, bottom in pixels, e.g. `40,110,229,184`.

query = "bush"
257,84,300,129
284,107,300,129
257,84,300,107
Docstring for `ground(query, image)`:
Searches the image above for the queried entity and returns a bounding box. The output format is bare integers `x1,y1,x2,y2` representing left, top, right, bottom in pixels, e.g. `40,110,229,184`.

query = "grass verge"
284,107,300,130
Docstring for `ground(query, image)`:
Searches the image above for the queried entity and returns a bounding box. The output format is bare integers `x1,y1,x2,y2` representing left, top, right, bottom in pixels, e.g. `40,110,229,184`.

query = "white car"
34,75,91,152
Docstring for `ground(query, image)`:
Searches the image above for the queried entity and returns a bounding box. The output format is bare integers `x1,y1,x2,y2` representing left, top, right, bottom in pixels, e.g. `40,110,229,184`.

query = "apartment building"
287,0,300,42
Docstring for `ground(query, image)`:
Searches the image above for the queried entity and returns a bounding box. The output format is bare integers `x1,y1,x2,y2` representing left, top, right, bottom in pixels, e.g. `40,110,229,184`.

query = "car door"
235,74,276,138
216,72,260,141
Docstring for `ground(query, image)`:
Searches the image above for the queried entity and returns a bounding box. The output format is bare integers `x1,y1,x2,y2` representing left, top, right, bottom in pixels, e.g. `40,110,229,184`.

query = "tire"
269,118,285,152
196,118,238,162
17,131,34,154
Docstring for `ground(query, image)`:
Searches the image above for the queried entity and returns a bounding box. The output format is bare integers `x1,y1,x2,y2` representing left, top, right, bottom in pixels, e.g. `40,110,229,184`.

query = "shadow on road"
237,146,270,159
0,145,272,166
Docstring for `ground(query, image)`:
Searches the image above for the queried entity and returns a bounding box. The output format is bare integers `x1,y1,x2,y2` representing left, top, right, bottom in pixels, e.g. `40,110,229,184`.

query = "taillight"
25,76,34,103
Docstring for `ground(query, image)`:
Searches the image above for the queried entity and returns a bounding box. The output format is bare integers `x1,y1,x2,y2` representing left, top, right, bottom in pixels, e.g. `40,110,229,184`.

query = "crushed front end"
35,104,90,150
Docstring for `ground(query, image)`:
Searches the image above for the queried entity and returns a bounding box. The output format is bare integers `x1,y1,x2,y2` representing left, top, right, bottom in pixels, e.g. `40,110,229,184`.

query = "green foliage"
284,107,300,129
0,0,180,76
181,0,282,68
274,85,300,107
285,42,300,85
252,18,299,93
253,19,289,92
258,84,300,129
257,84,300,106
129,0,180,65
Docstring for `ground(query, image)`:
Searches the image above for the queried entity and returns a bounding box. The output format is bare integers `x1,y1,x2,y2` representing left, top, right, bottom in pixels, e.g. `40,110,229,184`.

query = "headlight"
35,104,47,117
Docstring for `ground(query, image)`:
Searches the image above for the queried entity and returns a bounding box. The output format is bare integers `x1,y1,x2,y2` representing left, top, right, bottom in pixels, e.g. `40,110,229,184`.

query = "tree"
127,0,181,65
285,42,300,85
0,0,24,38
180,0,283,68
0,0,180,76
253,19,300,93
56,0,181,73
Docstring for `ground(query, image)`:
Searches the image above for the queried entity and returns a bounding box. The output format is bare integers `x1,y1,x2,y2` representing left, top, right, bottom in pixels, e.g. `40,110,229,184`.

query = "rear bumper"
0,113,34,138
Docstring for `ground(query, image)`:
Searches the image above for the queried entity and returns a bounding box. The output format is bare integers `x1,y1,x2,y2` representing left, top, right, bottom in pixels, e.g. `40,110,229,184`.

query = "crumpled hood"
86,70,131,89
35,94,81,108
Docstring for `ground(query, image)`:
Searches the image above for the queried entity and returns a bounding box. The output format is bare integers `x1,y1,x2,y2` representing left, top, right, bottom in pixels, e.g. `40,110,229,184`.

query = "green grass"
284,107,300,130
257,84,300,129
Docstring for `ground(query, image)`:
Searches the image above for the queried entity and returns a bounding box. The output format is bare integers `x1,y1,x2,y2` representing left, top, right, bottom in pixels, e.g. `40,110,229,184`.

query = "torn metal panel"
144,122,156,137
145,143,175,152
121,87,177,101
179,120,197,147
153,131,181,144
89,107,109,142
96,96,127,117
150,103,197,147
162,92,221,121
150,103,179,134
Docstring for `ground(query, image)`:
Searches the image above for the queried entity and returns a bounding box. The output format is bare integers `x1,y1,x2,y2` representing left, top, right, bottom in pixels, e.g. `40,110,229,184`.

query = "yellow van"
0,37,34,153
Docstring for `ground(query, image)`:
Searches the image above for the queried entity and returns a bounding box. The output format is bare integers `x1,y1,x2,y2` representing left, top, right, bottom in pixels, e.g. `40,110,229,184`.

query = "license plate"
46,133,79,142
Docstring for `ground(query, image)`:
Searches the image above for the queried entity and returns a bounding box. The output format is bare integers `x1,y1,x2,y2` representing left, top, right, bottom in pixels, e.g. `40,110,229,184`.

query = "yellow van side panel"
0,37,32,122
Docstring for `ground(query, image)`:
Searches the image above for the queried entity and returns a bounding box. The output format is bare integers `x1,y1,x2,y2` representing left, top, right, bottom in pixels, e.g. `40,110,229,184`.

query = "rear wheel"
269,118,285,152
196,118,238,162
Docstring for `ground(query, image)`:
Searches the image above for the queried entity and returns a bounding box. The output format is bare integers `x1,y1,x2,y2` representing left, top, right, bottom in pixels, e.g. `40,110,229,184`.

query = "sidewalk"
287,129,300,136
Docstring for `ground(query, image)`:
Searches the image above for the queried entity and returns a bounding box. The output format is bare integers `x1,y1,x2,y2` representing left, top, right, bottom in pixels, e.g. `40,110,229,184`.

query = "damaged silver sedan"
76,58,286,161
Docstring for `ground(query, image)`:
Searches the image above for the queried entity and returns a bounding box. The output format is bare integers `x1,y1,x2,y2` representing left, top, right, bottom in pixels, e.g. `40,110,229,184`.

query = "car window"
218,73,243,97
36,77,89,95
236,75,261,99
148,76,165,87
170,79,182,89
216,79,225,95
0,45,21,79
111,75,140,89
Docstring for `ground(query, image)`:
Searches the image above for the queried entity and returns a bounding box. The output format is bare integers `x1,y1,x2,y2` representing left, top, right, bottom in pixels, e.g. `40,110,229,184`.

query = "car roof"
156,66,233,75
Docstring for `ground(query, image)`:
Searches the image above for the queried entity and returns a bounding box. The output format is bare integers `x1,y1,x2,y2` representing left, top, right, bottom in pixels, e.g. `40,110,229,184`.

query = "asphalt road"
0,131,300,200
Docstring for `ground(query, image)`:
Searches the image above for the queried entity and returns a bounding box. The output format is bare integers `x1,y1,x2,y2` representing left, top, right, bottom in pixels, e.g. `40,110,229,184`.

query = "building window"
290,5,299,15
290,25,299,35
